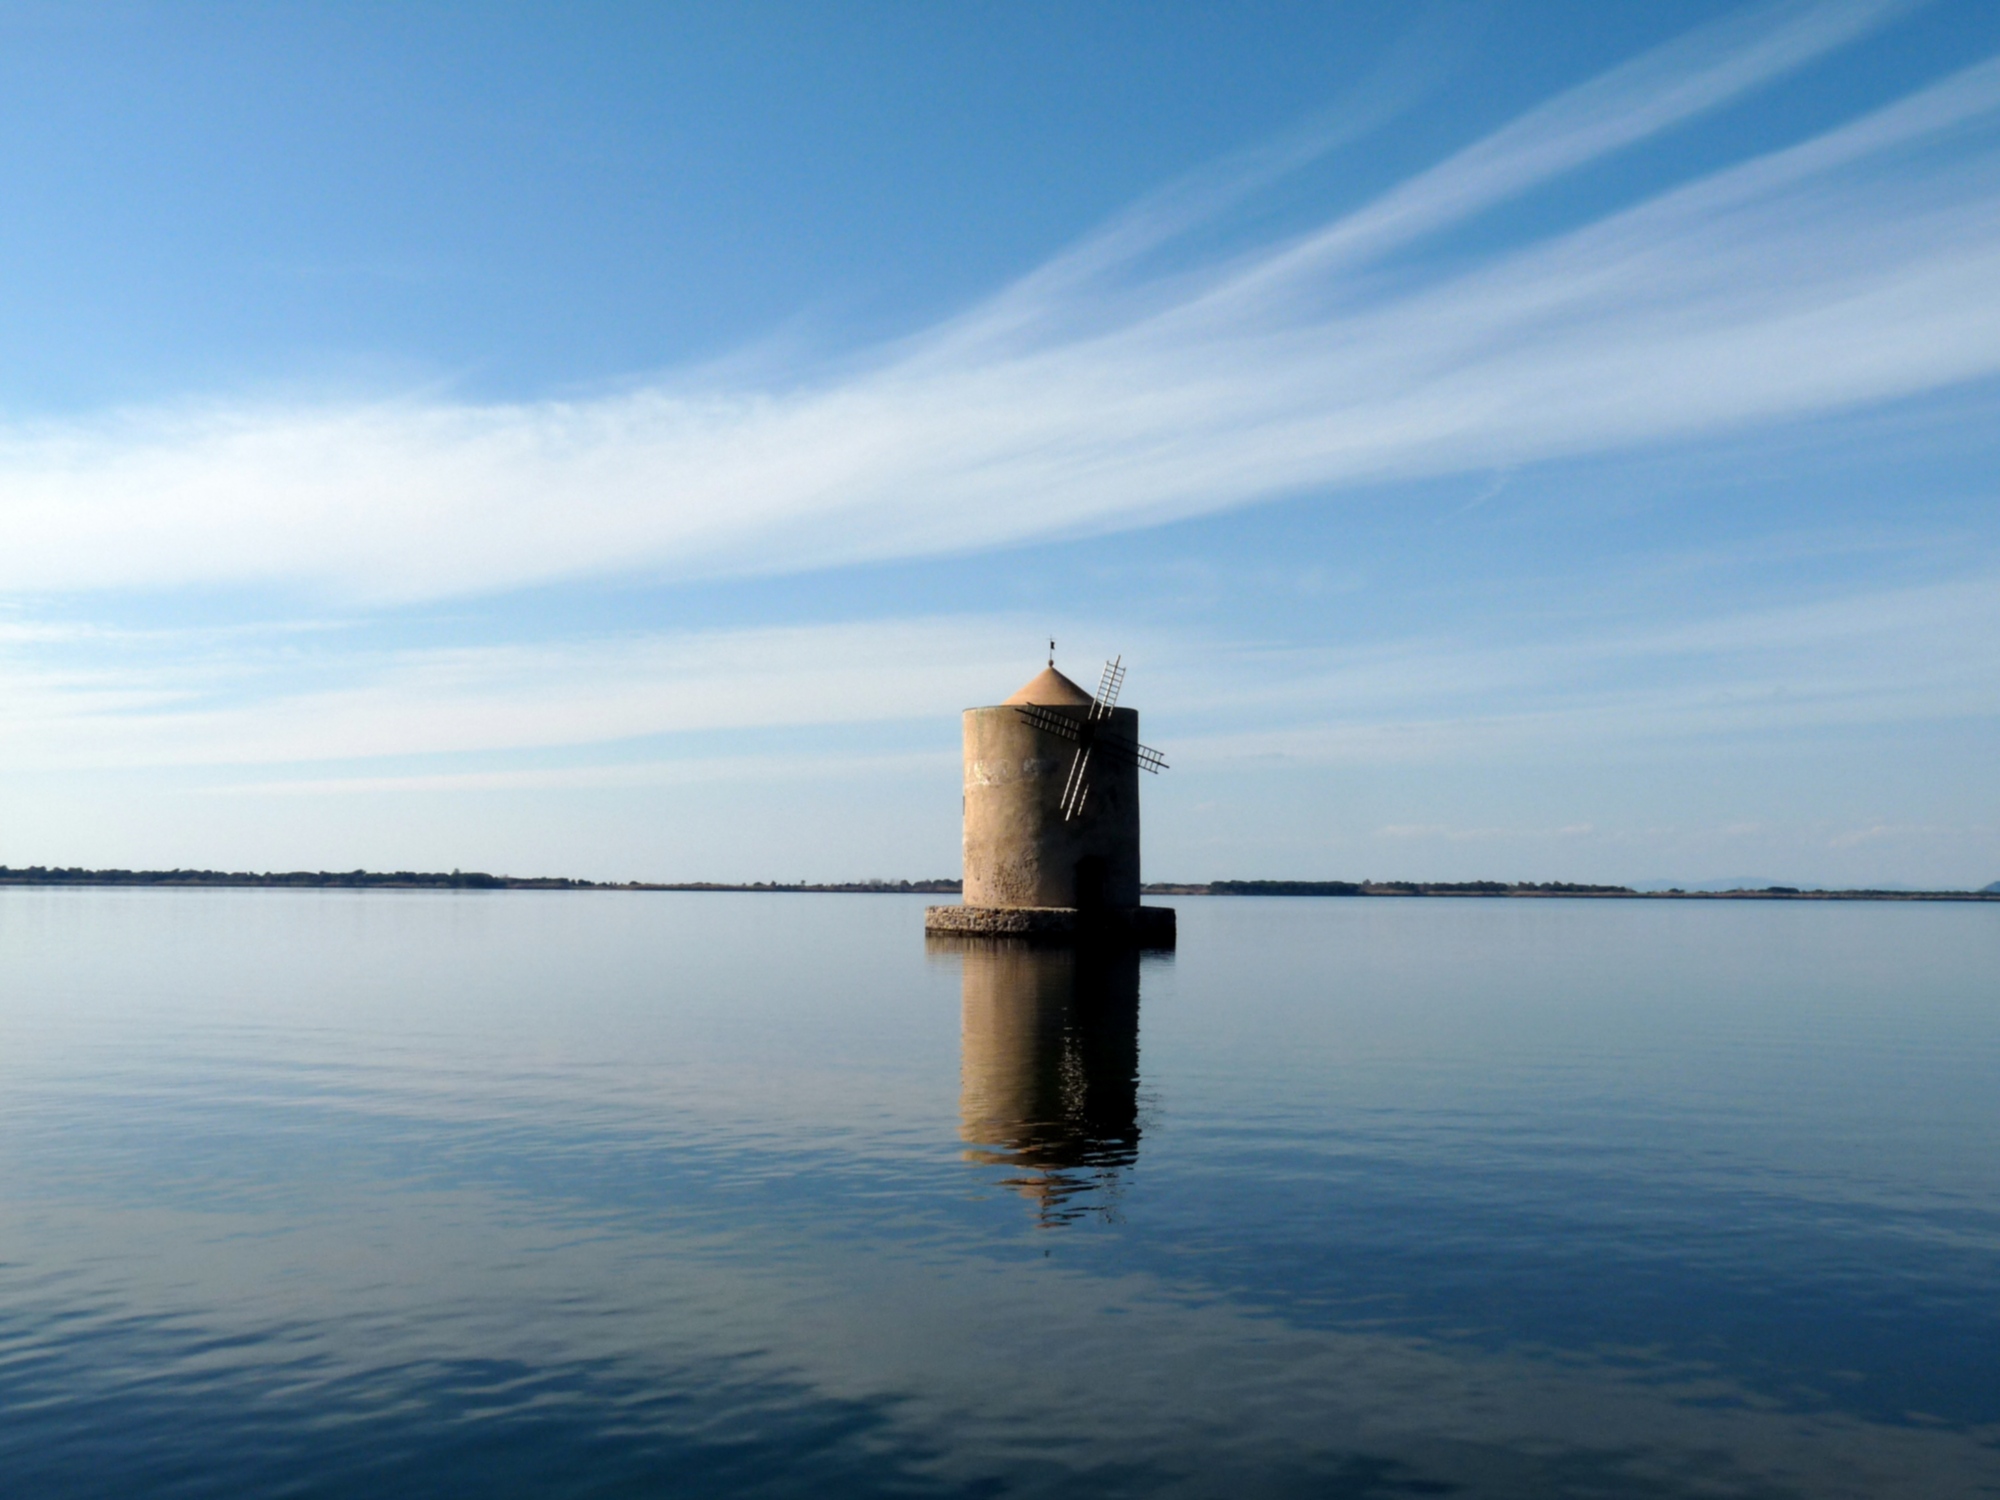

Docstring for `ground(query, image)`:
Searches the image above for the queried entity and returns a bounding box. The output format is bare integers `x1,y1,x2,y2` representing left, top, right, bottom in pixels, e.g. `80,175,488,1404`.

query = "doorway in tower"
1073,856,1107,913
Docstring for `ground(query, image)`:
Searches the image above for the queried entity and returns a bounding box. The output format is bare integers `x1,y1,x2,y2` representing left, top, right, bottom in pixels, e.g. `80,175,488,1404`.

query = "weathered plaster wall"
960,703,1141,910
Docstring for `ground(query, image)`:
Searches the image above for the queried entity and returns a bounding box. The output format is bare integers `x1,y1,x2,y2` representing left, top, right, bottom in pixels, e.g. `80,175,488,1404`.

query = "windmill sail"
1014,655,1167,822
1092,658,1125,718
1061,744,1093,820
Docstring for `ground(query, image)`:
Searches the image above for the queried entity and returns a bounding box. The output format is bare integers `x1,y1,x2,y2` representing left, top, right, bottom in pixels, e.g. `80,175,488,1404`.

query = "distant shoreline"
1148,880,2000,902
0,868,1994,901
0,867,959,894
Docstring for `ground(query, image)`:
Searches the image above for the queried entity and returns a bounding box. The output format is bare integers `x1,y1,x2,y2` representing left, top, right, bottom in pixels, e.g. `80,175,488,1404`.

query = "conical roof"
1004,665,1094,707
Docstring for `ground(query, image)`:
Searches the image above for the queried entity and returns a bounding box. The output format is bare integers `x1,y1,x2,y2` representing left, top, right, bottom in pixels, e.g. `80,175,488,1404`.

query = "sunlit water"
0,889,1995,1498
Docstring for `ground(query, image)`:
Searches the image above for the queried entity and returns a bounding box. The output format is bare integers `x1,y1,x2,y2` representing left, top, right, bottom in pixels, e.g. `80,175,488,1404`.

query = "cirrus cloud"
4,0,1995,606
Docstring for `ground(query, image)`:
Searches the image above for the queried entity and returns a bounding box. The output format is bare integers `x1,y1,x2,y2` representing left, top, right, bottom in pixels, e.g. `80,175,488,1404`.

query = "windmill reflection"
933,936,1144,1224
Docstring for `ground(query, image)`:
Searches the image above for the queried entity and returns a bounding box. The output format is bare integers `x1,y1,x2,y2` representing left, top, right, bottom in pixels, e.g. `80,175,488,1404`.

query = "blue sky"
2,0,1997,887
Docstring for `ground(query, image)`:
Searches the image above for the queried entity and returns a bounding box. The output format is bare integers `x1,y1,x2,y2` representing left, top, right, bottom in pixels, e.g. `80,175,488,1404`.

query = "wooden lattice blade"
1014,705,1082,742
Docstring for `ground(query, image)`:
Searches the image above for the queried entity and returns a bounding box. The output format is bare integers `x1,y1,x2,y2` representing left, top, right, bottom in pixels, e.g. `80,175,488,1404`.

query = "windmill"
926,645,1178,946
1014,651,1168,821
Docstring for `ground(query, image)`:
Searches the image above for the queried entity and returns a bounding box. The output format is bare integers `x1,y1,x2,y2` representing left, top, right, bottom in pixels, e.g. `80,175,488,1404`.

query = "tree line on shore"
0,868,1991,899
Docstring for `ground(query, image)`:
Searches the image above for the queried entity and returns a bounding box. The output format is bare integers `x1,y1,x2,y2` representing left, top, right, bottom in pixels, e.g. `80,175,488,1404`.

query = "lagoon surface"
1,889,1996,1498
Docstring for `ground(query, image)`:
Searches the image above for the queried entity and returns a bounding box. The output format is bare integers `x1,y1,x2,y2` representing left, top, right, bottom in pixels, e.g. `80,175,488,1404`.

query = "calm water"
0,890,1995,1498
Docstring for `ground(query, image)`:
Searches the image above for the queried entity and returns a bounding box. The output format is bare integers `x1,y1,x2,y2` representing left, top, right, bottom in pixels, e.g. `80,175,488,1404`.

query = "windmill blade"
1014,704,1082,743
1090,657,1125,720
1089,732,1169,775
1060,746,1092,820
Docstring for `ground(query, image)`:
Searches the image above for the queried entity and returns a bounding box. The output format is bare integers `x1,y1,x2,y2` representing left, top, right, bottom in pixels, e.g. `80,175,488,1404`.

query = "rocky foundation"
924,903,1176,948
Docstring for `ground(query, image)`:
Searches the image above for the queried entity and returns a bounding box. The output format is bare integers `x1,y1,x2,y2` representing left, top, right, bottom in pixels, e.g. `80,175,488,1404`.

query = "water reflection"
936,937,1143,1223
6,894,2000,1496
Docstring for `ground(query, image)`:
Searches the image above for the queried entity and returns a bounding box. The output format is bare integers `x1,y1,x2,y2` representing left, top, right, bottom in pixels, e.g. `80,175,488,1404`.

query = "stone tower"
925,659,1174,945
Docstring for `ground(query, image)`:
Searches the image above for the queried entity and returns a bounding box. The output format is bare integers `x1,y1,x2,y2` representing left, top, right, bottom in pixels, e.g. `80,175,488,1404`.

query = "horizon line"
1,866,1994,902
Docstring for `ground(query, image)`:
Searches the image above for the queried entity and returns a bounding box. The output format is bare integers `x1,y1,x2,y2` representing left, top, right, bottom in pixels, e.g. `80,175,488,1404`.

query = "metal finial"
1048,638,1055,667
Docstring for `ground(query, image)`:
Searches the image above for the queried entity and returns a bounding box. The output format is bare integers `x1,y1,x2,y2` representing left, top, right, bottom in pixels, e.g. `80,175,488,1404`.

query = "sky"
2,0,1997,888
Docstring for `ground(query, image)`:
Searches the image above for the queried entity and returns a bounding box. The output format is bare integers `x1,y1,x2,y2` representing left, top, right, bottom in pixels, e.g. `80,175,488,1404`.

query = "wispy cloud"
1827,820,1931,847
1166,572,2000,767
1377,822,1596,842
5,1,1990,604
2,566,1992,779
0,616,1071,772
199,750,955,798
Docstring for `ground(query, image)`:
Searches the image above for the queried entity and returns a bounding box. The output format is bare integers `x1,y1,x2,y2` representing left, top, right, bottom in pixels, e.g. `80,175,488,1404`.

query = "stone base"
923,903,1176,948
